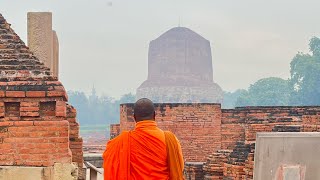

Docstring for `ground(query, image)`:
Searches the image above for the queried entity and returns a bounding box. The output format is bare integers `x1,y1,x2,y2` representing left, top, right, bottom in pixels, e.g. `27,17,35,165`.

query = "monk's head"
133,98,155,122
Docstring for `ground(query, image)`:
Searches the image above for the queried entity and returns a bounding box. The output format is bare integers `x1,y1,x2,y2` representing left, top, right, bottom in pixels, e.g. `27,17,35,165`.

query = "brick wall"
0,120,70,166
66,104,83,168
0,13,83,172
0,83,83,168
110,124,120,139
120,103,222,162
113,104,320,179
205,106,320,180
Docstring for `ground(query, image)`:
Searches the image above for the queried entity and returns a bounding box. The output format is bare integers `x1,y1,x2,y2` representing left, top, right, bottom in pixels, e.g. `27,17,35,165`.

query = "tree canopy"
68,90,136,125
234,77,290,107
289,37,320,105
227,36,320,107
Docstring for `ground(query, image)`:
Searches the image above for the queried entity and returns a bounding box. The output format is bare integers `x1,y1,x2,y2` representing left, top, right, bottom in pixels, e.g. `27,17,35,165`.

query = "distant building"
137,27,223,103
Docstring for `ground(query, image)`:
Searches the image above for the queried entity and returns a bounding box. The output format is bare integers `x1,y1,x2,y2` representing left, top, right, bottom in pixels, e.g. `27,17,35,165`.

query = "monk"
103,98,184,180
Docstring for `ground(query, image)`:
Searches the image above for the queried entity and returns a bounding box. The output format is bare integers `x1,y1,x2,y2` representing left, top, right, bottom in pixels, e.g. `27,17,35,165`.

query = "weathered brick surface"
66,104,83,168
114,105,320,179
0,120,71,166
203,150,231,179
184,162,205,180
120,103,222,162
0,13,83,171
110,124,120,140
206,106,320,180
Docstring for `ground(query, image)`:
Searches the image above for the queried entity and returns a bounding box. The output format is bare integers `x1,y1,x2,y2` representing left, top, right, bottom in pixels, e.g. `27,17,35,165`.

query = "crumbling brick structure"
115,104,320,179
205,106,320,180
120,103,222,162
0,12,83,173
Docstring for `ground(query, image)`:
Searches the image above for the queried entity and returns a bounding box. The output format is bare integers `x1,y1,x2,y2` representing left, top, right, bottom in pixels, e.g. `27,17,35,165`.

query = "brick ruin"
136,27,223,103
0,13,83,178
112,103,320,179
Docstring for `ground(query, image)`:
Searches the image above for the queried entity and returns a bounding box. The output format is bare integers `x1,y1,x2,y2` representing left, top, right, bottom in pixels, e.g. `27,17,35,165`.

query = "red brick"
6,91,25,97
7,81,28,86
45,81,62,86
20,102,39,107
54,86,65,91
33,121,68,126
20,107,39,112
20,112,39,117
56,101,66,107
47,91,65,97
0,91,5,97
14,121,34,126
49,137,68,143
26,91,46,97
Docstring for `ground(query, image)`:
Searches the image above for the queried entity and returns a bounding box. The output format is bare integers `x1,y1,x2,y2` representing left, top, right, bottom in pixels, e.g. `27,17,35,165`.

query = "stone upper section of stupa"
137,27,223,103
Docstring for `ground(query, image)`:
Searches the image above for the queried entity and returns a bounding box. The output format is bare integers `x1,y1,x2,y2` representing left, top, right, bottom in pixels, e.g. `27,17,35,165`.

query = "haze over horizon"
1,0,320,98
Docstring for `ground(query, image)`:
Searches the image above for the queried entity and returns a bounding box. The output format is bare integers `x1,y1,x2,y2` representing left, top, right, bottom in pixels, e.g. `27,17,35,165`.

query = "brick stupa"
136,27,223,103
0,13,83,177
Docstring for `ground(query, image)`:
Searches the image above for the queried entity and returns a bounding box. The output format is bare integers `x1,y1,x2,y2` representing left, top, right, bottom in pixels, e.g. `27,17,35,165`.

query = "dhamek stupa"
136,27,223,103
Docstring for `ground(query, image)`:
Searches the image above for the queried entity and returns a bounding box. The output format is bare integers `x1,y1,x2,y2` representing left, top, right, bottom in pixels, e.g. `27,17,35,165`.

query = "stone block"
254,132,320,180
0,163,78,180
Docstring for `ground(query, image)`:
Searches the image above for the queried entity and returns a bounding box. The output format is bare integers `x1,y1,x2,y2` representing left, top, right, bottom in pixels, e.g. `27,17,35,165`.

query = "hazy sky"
1,0,320,98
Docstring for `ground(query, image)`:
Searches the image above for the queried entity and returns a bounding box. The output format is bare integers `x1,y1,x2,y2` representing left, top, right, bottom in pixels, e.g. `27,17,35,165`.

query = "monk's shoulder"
164,131,180,142
107,131,130,146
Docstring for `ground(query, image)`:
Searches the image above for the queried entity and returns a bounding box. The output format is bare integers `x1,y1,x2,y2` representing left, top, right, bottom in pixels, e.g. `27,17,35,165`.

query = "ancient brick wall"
0,82,83,168
205,106,320,180
1,120,70,166
120,103,222,162
114,103,320,179
110,124,120,139
221,109,245,150
184,162,205,180
66,104,83,168
0,13,83,171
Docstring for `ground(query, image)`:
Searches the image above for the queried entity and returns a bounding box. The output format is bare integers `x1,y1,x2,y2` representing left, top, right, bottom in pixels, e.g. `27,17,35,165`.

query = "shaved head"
134,98,155,122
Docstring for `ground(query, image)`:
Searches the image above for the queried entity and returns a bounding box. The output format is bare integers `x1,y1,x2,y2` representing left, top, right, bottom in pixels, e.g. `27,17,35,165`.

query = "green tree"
235,77,290,106
222,89,247,108
289,37,320,105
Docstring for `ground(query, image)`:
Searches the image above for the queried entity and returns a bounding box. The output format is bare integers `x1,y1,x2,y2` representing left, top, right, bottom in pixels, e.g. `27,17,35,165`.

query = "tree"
289,37,320,105
119,93,136,104
235,77,290,106
222,89,247,108
68,91,90,125
68,90,137,125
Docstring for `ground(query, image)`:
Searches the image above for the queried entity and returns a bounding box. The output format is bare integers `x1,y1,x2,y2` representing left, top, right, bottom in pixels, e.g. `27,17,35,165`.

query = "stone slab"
253,132,320,180
0,163,78,180
0,166,48,180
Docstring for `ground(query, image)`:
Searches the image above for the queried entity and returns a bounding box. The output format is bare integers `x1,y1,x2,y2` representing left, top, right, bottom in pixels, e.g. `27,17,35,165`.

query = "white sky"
1,0,319,98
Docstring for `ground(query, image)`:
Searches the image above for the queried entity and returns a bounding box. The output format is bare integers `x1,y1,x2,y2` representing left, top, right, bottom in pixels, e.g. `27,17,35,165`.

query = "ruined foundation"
0,13,83,180
112,104,320,179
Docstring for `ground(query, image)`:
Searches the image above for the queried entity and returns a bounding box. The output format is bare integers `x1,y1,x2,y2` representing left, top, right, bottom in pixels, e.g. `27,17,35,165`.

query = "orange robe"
103,120,184,180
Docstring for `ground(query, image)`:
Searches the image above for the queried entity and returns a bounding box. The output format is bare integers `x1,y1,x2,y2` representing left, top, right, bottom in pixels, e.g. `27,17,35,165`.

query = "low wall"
120,103,222,162
111,104,320,179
